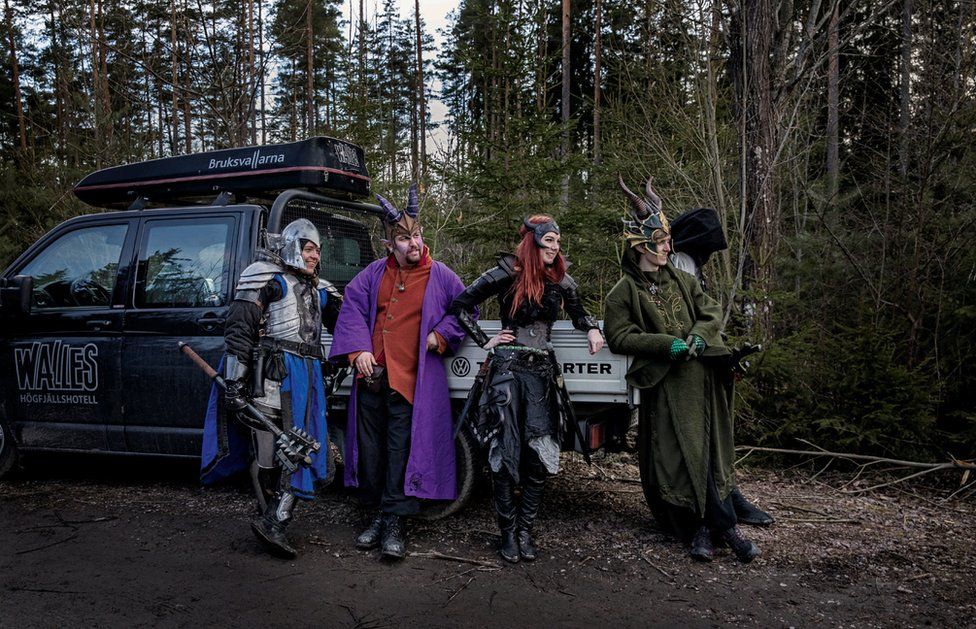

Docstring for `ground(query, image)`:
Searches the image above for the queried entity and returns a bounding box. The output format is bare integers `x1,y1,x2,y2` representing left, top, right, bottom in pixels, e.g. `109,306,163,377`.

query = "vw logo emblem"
451,357,471,378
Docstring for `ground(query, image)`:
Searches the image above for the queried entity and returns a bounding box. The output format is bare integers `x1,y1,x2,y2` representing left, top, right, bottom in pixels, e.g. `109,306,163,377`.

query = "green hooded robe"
604,246,735,515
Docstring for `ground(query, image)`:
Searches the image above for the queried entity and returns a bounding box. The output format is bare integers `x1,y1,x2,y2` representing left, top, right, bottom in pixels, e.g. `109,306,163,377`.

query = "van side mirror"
0,275,33,316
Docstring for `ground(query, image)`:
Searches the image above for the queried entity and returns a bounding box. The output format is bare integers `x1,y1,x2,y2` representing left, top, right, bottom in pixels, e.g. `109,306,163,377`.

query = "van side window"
135,218,234,308
19,223,128,309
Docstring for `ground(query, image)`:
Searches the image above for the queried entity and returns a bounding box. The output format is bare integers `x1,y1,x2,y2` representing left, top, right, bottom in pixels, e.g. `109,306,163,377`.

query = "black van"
0,138,379,477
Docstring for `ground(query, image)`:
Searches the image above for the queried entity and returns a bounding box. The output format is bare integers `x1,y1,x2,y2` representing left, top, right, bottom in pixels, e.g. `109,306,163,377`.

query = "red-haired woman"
450,215,604,563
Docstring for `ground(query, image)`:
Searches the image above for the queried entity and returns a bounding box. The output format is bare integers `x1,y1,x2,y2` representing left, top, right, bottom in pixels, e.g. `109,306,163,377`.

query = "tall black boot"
516,468,546,561
492,470,519,564
251,491,298,559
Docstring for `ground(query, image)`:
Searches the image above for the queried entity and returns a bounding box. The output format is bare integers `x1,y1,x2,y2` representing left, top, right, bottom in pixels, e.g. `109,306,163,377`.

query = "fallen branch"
735,445,976,471
16,533,78,555
640,551,672,579
409,551,499,569
445,576,476,605
780,517,861,524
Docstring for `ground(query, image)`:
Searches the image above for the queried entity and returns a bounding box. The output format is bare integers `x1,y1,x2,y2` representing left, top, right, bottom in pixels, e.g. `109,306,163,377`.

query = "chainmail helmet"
376,183,421,242
267,218,321,272
617,174,671,252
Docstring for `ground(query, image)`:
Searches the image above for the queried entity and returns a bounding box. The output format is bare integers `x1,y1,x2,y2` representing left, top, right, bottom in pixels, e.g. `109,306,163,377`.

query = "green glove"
669,338,689,361
685,334,706,359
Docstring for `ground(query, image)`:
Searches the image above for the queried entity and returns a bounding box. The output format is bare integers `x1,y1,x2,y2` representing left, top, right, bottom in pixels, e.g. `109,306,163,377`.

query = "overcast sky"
341,0,457,150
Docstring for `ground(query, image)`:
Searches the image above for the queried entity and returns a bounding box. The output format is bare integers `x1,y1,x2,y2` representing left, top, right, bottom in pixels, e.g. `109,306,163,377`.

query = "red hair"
509,215,566,318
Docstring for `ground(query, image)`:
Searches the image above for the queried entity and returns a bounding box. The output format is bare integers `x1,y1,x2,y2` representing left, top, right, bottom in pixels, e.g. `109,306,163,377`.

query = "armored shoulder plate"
496,252,518,277
236,261,282,292
316,277,342,297
234,261,282,304
558,273,578,291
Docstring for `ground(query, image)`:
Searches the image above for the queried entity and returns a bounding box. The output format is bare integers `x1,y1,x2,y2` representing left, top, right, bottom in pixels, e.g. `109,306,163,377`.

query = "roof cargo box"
73,137,370,209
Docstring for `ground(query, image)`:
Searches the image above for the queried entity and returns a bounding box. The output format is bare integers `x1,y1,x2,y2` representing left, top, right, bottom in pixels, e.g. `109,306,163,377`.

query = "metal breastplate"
511,320,553,350
264,274,322,345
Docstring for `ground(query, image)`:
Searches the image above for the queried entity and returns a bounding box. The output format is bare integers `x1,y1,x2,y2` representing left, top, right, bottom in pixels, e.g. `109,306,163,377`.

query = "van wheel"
0,420,19,479
417,428,480,521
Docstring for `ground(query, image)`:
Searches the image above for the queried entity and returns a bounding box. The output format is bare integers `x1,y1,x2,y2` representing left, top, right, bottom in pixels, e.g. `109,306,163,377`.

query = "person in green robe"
603,175,760,563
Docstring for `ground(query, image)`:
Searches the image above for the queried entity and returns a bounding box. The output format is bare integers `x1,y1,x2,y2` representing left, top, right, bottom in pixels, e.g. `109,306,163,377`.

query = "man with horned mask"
329,184,469,560
603,175,761,563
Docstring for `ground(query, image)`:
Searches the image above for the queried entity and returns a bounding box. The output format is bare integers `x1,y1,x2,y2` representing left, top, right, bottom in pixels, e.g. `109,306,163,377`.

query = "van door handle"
86,320,112,328
196,314,226,330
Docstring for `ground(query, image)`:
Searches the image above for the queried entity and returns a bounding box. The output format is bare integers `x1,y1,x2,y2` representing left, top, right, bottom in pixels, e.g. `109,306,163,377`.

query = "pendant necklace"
396,268,406,292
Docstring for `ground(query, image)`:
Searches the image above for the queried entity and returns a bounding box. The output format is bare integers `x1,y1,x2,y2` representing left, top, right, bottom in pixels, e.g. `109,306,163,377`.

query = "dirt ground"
2,450,974,628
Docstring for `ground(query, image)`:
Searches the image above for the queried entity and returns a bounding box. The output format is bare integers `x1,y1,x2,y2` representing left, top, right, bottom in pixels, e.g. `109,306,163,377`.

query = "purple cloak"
328,258,469,501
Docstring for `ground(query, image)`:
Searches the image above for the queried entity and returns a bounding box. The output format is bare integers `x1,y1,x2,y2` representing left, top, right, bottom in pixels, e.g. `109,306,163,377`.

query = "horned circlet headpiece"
618,174,670,249
376,183,421,240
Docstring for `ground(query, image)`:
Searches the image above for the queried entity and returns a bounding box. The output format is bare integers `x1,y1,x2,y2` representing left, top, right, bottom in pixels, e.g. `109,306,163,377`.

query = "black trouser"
357,377,420,516
703,462,736,532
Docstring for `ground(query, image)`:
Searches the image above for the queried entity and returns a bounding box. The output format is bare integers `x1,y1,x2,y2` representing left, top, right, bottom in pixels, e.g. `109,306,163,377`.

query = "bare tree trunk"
50,0,65,160
740,0,779,339
3,0,25,159
826,0,839,201
96,0,112,148
182,1,192,153
898,0,912,178
306,0,314,135
259,0,266,143
592,0,602,167
248,0,256,143
170,0,180,152
560,0,570,210
415,0,426,182
705,0,730,290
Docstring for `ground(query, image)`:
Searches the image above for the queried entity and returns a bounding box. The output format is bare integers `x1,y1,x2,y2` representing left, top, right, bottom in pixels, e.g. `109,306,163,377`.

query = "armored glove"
224,379,249,412
685,334,706,359
669,338,690,361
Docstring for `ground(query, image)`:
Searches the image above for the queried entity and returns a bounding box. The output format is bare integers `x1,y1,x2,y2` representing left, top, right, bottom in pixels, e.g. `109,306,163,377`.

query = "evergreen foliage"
0,0,973,460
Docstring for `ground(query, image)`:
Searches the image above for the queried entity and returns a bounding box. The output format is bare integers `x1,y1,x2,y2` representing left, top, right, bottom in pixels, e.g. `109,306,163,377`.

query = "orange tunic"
350,248,445,404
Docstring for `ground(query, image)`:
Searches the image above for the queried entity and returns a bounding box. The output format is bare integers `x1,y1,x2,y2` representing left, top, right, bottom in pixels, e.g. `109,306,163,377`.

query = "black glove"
224,379,249,412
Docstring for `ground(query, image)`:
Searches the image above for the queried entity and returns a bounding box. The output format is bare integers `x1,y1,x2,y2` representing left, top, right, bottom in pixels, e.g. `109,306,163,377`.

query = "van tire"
0,420,18,479
417,427,480,521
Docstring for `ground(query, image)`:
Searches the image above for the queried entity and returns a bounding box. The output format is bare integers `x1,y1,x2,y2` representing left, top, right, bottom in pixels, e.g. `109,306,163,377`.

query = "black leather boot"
251,491,297,559
731,488,774,526
356,513,384,550
493,470,519,564
516,467,546,561
380,514,406,560
689,526,714,562
720,526,760,563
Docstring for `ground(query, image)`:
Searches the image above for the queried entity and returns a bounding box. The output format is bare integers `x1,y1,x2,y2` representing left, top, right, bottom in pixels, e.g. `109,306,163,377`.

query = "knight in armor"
328,185,468,560
603,176,760,563
449,215,604,564
668,206,774,528
202,218,341,559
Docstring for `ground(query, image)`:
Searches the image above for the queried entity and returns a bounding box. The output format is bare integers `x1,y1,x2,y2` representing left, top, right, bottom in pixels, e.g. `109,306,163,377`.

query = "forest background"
0,0,973,463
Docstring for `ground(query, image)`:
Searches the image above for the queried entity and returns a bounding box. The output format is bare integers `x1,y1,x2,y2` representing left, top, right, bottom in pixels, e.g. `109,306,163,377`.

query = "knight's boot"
731,487,774,527
249,461,281,515
493,471,519,564
380,514,406,560
356,512,385,550
516,470,546,561
251,491,298,559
